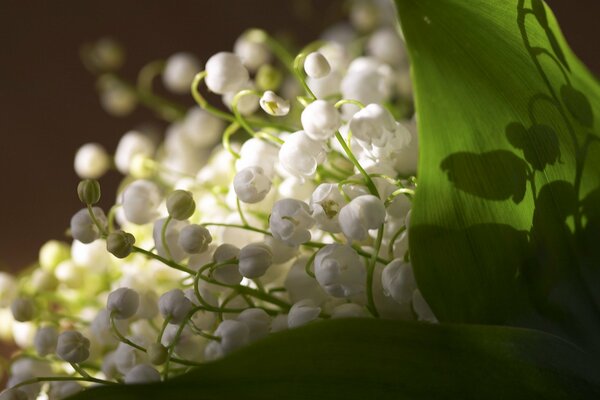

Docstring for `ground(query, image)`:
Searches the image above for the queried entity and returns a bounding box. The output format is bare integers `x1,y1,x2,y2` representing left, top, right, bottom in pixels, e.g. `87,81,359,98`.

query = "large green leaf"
397,0,600,354
71,319,600,399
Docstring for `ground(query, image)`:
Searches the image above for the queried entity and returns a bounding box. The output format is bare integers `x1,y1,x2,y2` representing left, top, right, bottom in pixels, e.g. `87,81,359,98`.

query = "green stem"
131,246,195,275
161,215,174,261
366,225,384,318
334,131,379,198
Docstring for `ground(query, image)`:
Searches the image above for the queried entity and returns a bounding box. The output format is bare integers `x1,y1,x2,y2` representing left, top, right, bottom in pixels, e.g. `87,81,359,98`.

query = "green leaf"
396,0,600,354
70,319,600,399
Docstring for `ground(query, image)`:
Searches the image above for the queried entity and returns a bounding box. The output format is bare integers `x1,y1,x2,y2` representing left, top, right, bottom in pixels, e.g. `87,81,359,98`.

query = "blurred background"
0,0,598,273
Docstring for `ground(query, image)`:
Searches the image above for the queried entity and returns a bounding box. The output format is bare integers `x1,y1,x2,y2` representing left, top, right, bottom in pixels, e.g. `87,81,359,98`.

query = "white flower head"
301,100,341,141
236,308,271,341
163,52,202,94
314,244,365,297
259,91,290,116
278,131,326,179
107,287,140,320
382,259,416,305
178,224,212,254
238,242,272,278
269,199,315,246
310,183,347,233
205,52,249,95
304,51,331,79
158,289,193,325
56,331,90,363
152,218,189,262
70,207,107,244
124,364,161,384
233,166,272,204
74,143,110,179
114,131,155,175
288,299,321,328
34,326,58,357
234,34,270,71
121,179,163,225
212,244,242,285
339,195,386,241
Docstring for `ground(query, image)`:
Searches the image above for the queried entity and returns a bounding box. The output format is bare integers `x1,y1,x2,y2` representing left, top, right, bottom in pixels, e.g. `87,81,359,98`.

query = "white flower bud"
222,82,259,116
269,199,315,246
0,273,17,307
70,207,107,244
124,364,161,384
288,299,321,328
178,224,212,254
135,290,159,320
339,195,386,241
259,91,290,116
264,236,298,264
349,103,411,159
158,289,193,324
10,298,34,322
413,289,437,323
34,326,58,356
153,218,189,262
115,131,155,174
162,52,202,94
310,183,347,233
48,381,83,400
166,190,196,220
301,100,341,141
214,320,249,353
341,58,393,114
233,166,272,204
114,341,147,374
107,287,140,319
205,52,249,95
234,34,270,71
382,259,416,305
236,138,279,178
121,180,162,225
367,28,406,66
212,244,242,285
56,331,90,363
304,52,331,78
181,108,225,148
238,242,272,278
74,143,110,179
236,308,271,341
314,244,365,297
331,303,370,319
278,131,326,179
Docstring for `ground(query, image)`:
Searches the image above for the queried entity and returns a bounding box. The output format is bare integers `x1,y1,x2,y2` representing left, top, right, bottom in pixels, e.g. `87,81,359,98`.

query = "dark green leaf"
395,0,600,354
70,319,600,400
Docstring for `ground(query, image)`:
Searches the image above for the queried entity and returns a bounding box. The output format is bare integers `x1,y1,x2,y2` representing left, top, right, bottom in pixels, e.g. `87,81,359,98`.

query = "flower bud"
70,207,107,244
234,33,270,71
214,320,249,354
239,243,272,278
236,308,270,341
212,244,242,285
147,343,168,365
278,131,327,179
233,166,272,204
124,364,161,384
255,64,282,91
121,179,162,225
114,131,155,174
314,244,365,297
152,218,189,262
106,230,136,259
74,143,110,179
269,199,315,246
331,303,370,319
304,52,331,78
107,287,140,319
301,100,341,141
259,91,290,116
77,179,101,205
163,52,202,94
382,259,416,305
48,381,83,399
339,195,386,241
178,224,212,254
56,331,90,363
288,299,320,328
34,326,58,357
158,289,193,324
10,298,34,322
166,190,195,220
310,183,346,233
205,52,249,95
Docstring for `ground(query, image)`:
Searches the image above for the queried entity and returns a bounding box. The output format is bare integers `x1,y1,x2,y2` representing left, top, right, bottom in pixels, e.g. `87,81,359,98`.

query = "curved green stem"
366,225,384,318
161,215,174,261
334,131,379,198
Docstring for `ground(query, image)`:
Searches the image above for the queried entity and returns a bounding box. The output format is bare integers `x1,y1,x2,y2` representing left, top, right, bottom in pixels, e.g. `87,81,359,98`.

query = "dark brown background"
0,0,598,272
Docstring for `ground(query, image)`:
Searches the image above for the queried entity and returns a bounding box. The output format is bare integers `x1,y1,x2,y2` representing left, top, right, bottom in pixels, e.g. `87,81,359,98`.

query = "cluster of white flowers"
0,1,435,398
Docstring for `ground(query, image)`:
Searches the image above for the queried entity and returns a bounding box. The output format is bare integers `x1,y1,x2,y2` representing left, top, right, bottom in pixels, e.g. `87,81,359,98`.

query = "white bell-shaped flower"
264,236,298,264
90,309,127,348
236,308,271,341
349,103,411,159
56,331,90,363
124,364,161,384
152,218,189,262
34,326,58,357
366,27,407,66
114,341,148,374
301,100,341,141
259,91,290,116
114,131,155,174
74,143,110,179
339,195,386,241
205,52,249,95
135,290,159,320
48,381,83,400
341,57,393,115
278,131,326,179
236,138,279,178
269,199,315,246
70,207,107,244
288,299,321,328
107,287,140,319
181,107,225,148
314,244,365,298
121,180,162,225
214,320,250,354
178,224,212,254
310,183,347,233
381,259,416,305
238,242,272,278
233,166,272,204
158,289,193,324
222,81,259,116
413,289,437,323
304,52,331,79
234,34,270,71
212,244,242,285
163,52,202,94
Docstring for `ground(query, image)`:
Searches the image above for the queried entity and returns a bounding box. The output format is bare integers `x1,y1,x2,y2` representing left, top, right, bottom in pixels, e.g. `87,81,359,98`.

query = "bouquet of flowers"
1,0,599,399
